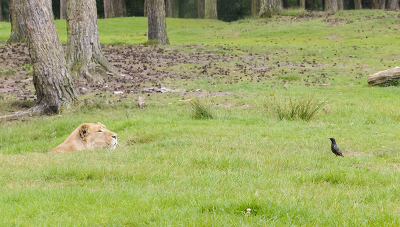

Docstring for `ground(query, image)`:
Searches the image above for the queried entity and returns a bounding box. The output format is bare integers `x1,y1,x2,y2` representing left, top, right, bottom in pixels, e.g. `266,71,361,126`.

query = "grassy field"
1,9,400,225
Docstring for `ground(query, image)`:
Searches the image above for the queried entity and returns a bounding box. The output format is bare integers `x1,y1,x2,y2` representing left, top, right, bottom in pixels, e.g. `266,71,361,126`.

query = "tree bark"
251,0,261,17
147,0,170,44
337,0,344,10
354,0,362,9
299,0,306,9
205,0,217,19
198,0,205,19
144,0,147,16
8,0,26,43
0,3,3,21
66,0,119,82
60,0,67,19
378,0,386,9
104,0,127,18
389,0,399,9
371,0,379,8
14,0,77,114
165,0,175,17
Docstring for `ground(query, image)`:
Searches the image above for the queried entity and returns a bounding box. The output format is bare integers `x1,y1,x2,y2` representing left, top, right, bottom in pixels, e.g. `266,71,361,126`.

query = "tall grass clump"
189,97,215,120
272,95,325,121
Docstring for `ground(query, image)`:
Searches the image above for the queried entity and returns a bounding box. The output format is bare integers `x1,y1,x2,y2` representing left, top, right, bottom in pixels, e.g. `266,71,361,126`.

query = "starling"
329,138,344,157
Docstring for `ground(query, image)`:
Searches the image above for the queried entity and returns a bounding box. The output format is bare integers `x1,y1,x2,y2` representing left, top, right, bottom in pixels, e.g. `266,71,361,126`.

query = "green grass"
2,10,400,225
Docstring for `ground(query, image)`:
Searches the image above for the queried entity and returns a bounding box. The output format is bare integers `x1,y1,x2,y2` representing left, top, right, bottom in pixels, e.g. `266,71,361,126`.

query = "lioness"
51,122,117,153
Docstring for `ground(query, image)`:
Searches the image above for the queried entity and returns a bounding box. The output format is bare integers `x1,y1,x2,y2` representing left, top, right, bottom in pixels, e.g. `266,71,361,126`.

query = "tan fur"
51,122,117,153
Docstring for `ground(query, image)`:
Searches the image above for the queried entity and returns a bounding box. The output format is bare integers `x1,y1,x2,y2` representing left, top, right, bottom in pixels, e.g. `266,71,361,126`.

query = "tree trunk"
325,0,333,12
354,0,362,9
251,0,261,17
147,0,170,44
8,0,26,43
299,0,306,9
144,0,147,16
14,0,77,114
389,0,399,9
60,0,67,19
332,0,338,11
378,0,386,9
198,0,205,18
104,0,127,18
66,0,119,82
0,3,3,21
371,0,379,8
337,0,344,10
205,0,217,19
165,0,175,17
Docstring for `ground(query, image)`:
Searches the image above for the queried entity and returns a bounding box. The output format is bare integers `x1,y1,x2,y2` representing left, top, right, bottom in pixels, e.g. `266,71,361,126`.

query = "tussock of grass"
271,95,325,121
189,97,215,120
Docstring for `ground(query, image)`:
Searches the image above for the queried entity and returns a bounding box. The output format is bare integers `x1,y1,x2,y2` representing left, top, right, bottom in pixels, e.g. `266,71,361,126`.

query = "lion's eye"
98,130,103,133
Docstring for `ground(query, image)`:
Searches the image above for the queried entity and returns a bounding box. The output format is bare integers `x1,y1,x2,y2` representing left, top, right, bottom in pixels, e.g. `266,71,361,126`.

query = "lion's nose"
112,135,117,139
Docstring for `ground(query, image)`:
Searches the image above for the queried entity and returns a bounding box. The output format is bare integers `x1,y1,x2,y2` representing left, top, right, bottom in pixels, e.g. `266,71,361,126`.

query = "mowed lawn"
1,10,400,225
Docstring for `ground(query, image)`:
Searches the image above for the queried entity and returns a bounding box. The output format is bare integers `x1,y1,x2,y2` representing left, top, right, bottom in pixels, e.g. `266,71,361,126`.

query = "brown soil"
0,43,267,101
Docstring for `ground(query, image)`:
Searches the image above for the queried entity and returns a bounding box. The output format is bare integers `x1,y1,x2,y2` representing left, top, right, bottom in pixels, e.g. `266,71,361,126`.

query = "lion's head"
51,122,117,153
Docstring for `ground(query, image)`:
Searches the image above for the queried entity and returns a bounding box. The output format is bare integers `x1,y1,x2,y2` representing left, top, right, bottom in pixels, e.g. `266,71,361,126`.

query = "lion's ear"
96,122,101,125
79,124,90,141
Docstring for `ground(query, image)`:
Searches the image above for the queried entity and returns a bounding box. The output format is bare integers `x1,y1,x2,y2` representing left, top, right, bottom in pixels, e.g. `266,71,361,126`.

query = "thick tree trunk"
147,0,170,44
389,0,399,9
60,0,67,19
198,0,205,18
165,0,175,17
205,0,217,19
259,0,281,17
14,0,77,114
332,0,338,11
337,0,344,10
67,0,119,81
371,0,379,8
379,0,386,9
354,0,362,9
8,0,26,43
104,0,127,18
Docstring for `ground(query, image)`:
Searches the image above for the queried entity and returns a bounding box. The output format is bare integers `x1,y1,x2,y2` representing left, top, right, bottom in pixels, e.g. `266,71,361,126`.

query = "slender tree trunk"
389,0,399,9
354,0,362,9
104,0,127,18
0,3,3,21
67,0,119,81
60,0,67,19
198,0,205,18
165,0,175,17
144,0,147,16
8,0,26,43
205,0,217,19
147,0,170,44
14,0,77,114
300,0,306,9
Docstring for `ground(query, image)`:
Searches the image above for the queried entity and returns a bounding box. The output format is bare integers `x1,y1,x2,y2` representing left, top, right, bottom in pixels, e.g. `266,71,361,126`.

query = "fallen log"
368,66,400,86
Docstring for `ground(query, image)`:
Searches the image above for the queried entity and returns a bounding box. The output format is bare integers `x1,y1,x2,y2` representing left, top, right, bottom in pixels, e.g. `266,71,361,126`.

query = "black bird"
329,138,344,157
